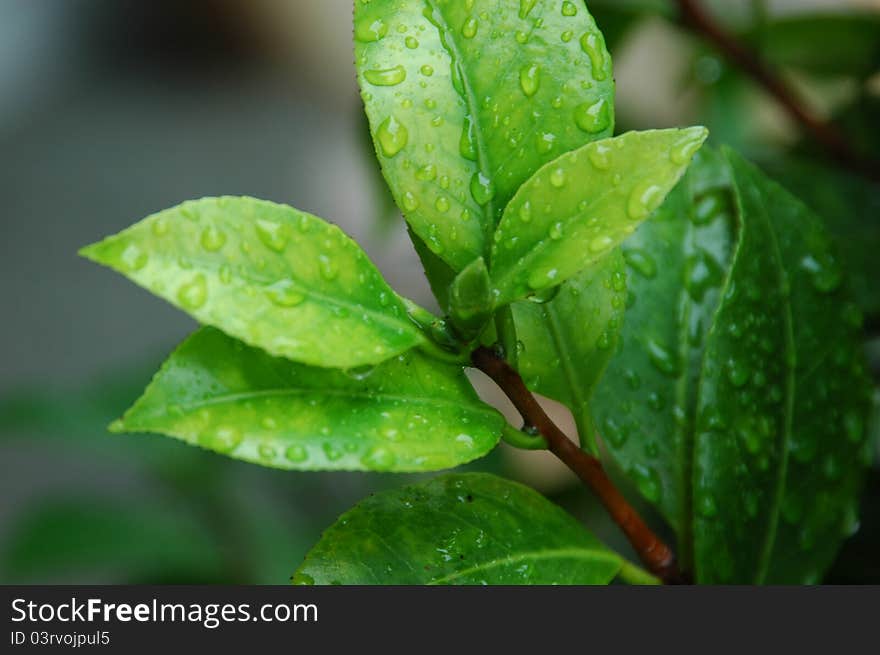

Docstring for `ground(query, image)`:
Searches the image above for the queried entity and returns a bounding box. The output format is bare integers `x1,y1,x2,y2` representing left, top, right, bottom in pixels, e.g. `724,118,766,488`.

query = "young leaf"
510,249,627,453
489,127,708,305
115,327,504,472
292,473,621,585
591,147,872,583
79,196,424,369
448,257,493,337
355,0,616,271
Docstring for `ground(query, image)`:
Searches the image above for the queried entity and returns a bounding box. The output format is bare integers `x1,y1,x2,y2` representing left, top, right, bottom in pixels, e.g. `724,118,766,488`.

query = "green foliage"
77,0,871,586
114,327,503,472
591,147,871,583
80,197,425,369
292,473,620,585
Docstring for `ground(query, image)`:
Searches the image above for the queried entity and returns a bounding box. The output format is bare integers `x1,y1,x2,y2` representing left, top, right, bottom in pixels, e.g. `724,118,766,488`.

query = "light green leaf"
292,472,621,585
115,327,504,472
355,0,616,271
489,127,708,305
511,249,627,453
79,196,424,369
448,256,493,337
591,146,871,583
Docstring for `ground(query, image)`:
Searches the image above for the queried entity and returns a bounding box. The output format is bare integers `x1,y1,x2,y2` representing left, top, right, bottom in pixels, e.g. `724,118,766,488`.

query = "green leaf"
449,256,493,337
743,13,880,79
489,128,708,305
292,472,621,584
115,327,504,472
79,196,424,369
355,0,616,271
591,146,872,583
510,249,627,453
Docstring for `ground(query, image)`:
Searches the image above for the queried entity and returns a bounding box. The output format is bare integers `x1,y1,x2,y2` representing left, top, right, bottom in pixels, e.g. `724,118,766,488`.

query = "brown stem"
471,347,688,584
674,0,880,184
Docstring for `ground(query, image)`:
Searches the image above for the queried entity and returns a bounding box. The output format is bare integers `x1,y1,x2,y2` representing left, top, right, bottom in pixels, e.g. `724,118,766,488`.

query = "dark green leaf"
511,249,627,453
489,128,708,305
115,327,503,472
292,472,620,584
80,196,424,368
355,0,616,271
591,146,872,583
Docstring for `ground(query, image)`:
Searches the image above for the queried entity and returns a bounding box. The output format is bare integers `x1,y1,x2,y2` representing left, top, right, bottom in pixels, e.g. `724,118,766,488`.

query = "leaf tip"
107,418,127,434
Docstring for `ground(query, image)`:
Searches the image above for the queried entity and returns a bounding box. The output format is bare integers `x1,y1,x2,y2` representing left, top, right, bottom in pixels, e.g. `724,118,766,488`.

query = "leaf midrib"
425,0,495,243
425,547,619,585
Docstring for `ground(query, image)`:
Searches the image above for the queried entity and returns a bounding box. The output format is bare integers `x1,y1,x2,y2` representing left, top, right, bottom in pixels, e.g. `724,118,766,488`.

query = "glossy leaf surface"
115,327,504,472
80,197,424,369
511,250,627,453
490,128,708,305
591,147,871,583
292,473,620,584
355,0,616,270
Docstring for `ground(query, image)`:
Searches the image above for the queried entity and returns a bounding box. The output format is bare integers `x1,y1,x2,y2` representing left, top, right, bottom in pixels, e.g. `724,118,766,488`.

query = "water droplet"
646,338,680,377
574,98,610,134
323,442,343,462
469,172,495,206
588,143,612,170
519,201,532,222
549,167,566,188
670,130,704,164
362,447,396,470
800,252,842,293
462,16,478,39
265,278,306,307
202,425,242,453
632,464,661,502
580,33,607,81
623,248,657,279
693,193,724,225
364,64,407,86
698,494,718,518
405,36,419,49
561,1,577,16
284,445,308,464
519,64,540,97
420,64,434,77
527,285,560,304
151,217,169,236
459,116,477,161
561,30,573,42
589,235,614,253
354,17,388,42
120,243,148,271
318,254,339,281
685,249,724,301
344,364,375,381
602,417,627,447
435,196,451,213
415,163,437,181
549,222,564,240
402,191,419,212
536,132,556,154
258,442,276,461
519,0,538,19
726,358,750,388
177,274,208,309
200,225,226,252
255,219,289,252
377,116,408,157
627,182,665,220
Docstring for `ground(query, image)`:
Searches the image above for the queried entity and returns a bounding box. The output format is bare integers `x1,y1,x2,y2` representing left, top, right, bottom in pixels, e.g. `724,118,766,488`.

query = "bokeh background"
1,0,878,583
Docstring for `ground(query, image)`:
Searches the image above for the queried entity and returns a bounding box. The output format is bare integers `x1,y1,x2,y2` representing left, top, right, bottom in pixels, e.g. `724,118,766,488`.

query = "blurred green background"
0,0,878,584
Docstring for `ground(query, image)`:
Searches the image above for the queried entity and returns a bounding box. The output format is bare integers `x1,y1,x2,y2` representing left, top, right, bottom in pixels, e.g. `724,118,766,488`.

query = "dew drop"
354,17,388,42
255,219,289,252
402,191,419,212
549,222,564,240
519,201,532,222
435,196,451,213
519,64,540,97
589,235,614,253
800,252,842,293
120,243,148,271
364,64,407,86
588,143,612,170
459,116,478,161
469,172,495,206
623,248,657,279
574,98,610,133
670,130,705,164
632,464,661,503
377,116,409,157
265,278,306,307
285,445,308,463
322,442,343,462
200,225,226,252
462,16,478,39
579,33,607,81
344,364,375,381
177,274,208,309
405,36,419,49
258,443,276,461
204,426,242,453
726,358,750,388
536,132,556,154
318,254,339,281
646,338,680,377
416,163,437,181
561,1,578,16
697,494,718,518
627,182,665,220
362,446,396,471
549,167,566,188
